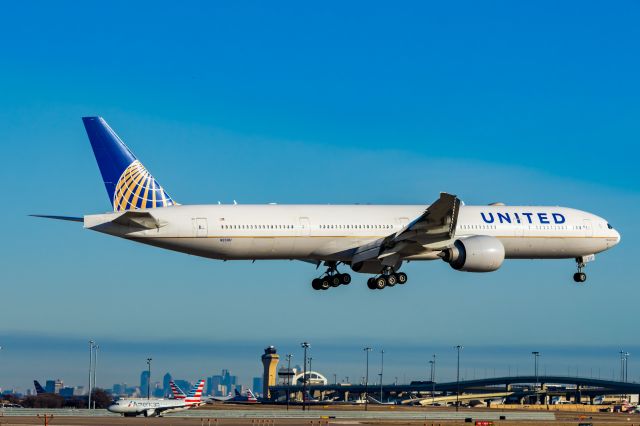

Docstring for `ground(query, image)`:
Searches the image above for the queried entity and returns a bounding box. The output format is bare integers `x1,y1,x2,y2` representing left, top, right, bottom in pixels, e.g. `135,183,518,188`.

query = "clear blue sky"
1,1,638,392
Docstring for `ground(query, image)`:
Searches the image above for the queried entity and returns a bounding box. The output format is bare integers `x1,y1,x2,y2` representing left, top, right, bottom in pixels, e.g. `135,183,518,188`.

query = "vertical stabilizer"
82,117,176,211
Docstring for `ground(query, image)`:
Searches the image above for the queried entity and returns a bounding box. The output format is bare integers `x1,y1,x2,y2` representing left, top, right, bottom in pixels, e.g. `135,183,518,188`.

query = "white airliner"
108,379,205,417
34,117,621,288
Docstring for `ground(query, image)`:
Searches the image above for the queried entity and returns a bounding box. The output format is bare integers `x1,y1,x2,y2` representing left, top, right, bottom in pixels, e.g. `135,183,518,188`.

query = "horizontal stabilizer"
30,215,83,223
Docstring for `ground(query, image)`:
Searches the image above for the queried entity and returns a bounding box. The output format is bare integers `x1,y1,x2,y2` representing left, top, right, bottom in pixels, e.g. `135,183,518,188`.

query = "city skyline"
2,335,638,394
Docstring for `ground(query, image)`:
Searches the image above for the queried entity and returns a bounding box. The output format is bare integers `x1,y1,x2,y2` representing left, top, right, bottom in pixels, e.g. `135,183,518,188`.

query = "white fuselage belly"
85,204,619,262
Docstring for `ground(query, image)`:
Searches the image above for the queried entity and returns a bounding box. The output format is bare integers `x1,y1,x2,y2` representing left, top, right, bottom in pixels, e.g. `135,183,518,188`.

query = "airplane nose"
615,229,621,244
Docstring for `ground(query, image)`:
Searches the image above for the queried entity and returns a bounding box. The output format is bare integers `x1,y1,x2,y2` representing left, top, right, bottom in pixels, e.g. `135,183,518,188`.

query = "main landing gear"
573,256,591,283
311,263,351,290
366,268,408,290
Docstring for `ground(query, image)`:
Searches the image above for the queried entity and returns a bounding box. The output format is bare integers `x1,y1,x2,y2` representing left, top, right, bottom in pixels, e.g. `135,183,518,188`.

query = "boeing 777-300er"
34,117,621,288
108,379,205,417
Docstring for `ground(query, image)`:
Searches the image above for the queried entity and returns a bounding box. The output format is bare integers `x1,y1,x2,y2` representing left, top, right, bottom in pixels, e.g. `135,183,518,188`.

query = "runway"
0,407,557,422
0,407,561,426
4,407,640,425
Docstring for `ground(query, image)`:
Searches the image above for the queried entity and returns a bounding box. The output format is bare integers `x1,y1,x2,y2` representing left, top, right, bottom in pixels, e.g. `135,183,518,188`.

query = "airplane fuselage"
85,204,620,263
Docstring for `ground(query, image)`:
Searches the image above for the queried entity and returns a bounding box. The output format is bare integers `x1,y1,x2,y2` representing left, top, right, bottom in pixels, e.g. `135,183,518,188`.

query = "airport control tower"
261,346,279,399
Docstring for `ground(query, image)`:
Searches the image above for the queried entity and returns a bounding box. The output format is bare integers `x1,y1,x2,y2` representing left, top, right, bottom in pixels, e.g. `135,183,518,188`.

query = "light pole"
301,342,310,411
620,350,630,383
146,358,152,400
532,351,540,403
625,352,630,382
380,349,384,403
92,344,99,408
285,354,292,410
88,340,94,410
430,354,436,406
455,346,463,412
363,347,371,411
333,373,337,385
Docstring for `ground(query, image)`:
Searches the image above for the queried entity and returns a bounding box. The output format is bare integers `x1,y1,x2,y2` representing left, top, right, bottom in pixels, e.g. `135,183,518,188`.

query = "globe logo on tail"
113,160,175,211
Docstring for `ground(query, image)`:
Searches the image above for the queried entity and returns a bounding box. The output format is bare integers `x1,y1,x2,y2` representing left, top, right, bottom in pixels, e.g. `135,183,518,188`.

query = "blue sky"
0,1,638,391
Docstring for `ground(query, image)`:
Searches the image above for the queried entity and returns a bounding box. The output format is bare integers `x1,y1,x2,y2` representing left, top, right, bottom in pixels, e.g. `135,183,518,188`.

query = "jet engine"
144,409,157,417
439,235,505,272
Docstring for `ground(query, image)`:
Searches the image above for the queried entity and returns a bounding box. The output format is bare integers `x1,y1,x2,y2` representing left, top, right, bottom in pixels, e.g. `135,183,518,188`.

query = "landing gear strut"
573,257,588,283
311,262,351,291
367,268,408,290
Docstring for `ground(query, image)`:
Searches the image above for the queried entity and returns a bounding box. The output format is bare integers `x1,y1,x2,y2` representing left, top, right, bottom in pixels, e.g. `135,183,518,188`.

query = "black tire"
320,278,331,290
330,275,341,287
397,272,408,284
312,279,322,290
573,272,587,283
387,274,397,287
367,277,376,290
341,273,352,285
375,276,387,290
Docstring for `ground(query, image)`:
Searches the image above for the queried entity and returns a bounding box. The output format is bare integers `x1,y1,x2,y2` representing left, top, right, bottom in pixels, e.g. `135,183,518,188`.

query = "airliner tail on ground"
34,117,621,289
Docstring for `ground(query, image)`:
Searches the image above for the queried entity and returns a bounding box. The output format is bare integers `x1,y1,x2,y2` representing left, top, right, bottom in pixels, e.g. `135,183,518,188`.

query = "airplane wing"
352,192,460,266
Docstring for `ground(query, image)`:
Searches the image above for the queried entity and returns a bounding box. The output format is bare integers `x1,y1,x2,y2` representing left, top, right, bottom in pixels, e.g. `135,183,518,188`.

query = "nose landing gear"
573,256,593,283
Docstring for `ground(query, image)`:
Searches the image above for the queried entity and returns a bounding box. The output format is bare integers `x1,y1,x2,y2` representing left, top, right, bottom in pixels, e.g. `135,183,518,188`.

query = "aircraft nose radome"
615,229,621,244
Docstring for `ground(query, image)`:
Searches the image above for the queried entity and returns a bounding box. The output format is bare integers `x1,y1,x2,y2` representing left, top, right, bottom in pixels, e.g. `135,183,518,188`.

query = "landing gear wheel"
312,279,322,290
386,274,397,287
341,273,351,285
330,275,341,287
397,272,408,284
367,277,376,290
320,278,331,290
573,272,587,283
374,276,387,290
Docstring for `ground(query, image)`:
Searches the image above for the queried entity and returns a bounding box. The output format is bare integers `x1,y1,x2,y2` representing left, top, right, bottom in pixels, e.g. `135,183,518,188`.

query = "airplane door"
299,217,311,236
583,219,593,237
193,218,208,237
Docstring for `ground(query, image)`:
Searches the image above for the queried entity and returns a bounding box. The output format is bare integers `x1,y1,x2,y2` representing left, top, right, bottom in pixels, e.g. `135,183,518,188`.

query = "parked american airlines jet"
108,379,205,417
34,117,620,288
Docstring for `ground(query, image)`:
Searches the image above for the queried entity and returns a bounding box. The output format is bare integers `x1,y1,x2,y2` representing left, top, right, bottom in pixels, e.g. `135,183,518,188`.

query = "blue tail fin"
34,380,46,395
82,117,176,211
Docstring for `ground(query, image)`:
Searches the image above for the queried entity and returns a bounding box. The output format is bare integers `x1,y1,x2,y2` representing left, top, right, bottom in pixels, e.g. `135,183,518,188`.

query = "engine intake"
440,235,505,272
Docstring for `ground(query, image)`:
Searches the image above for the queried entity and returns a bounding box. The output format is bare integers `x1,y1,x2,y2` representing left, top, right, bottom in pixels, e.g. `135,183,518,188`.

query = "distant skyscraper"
163,373,172,395
252,377,263,395
174,380,192,396
140,370,150,393
208,374,223,395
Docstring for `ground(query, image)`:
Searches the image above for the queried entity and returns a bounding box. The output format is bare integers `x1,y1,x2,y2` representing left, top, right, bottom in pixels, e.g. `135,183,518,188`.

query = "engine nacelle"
440,235,505,272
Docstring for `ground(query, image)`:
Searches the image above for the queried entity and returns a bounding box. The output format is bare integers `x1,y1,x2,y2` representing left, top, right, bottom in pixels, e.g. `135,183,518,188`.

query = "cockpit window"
607,223,613,229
